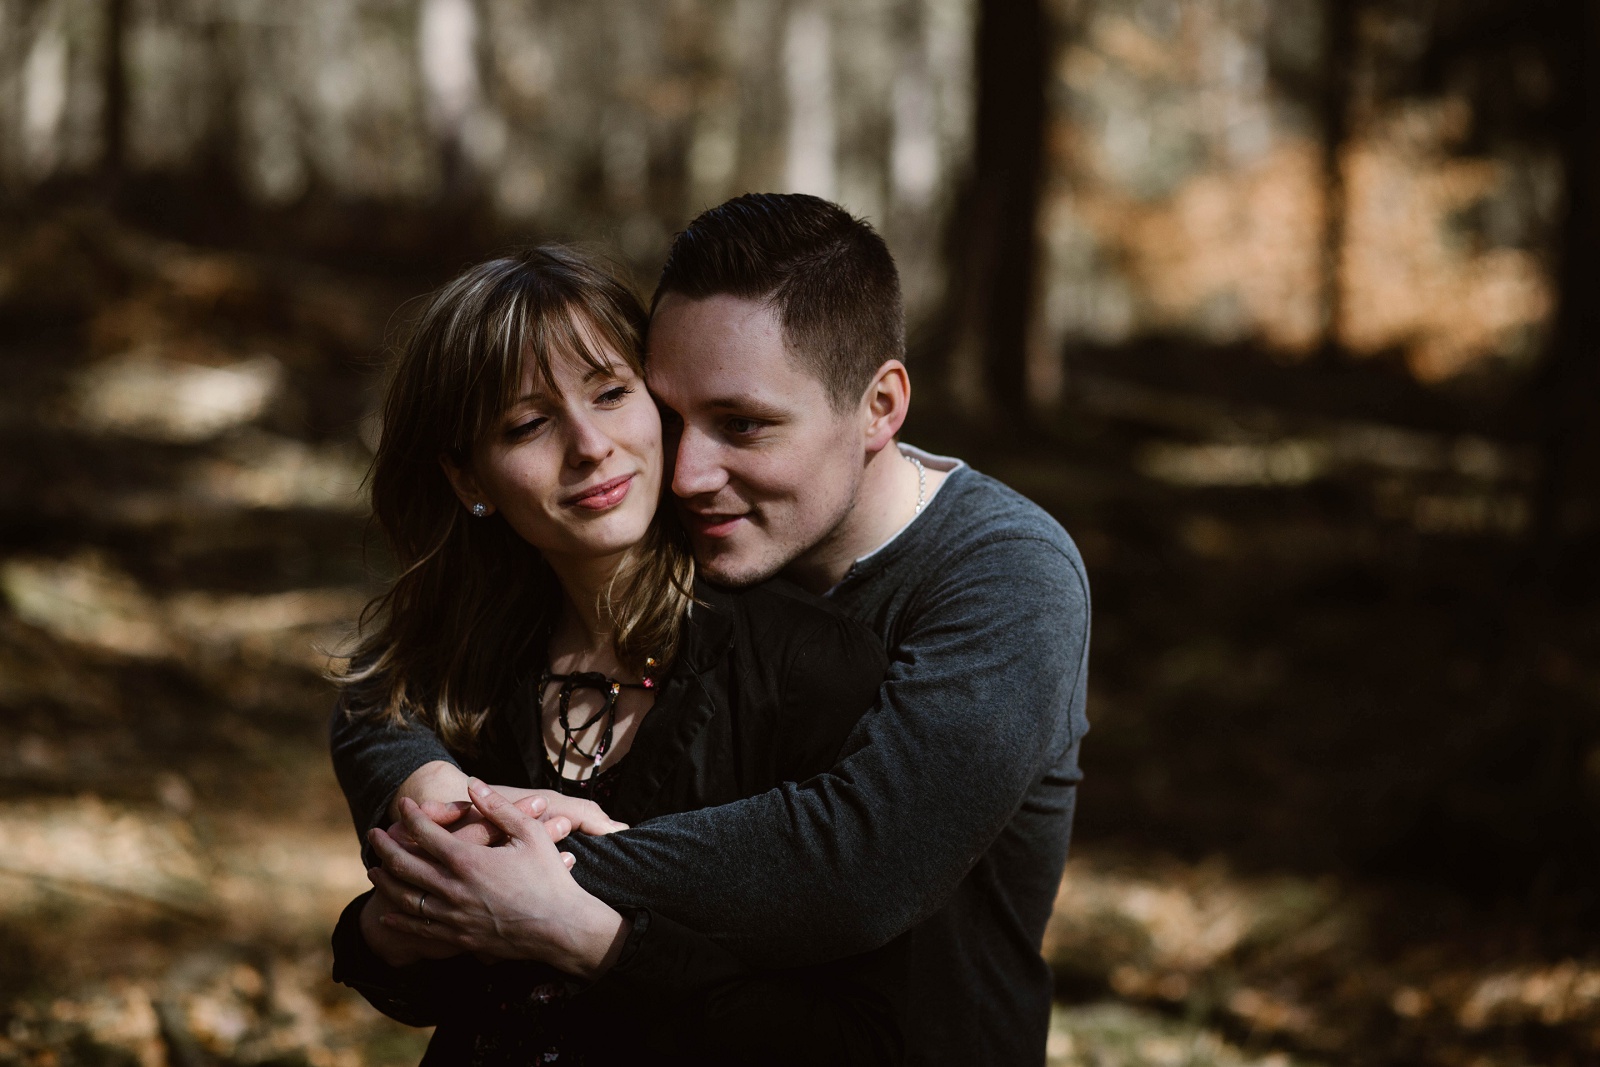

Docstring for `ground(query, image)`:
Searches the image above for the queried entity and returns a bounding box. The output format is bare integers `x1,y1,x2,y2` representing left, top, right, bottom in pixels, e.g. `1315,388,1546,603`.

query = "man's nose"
672,424,728,499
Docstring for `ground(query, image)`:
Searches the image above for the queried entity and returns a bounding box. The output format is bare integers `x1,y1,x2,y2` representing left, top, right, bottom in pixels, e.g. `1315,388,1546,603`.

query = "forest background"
0,0,1595,1064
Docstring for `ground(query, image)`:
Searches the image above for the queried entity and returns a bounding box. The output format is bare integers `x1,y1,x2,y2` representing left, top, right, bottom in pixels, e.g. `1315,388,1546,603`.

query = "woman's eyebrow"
510,363,624,405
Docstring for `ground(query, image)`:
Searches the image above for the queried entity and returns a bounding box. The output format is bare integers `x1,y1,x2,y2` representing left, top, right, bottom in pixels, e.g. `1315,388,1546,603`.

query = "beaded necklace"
538,656,658,781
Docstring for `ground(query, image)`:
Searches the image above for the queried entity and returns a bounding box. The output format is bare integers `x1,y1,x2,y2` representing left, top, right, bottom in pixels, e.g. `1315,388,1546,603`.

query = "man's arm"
371,782,904,1065
564,536,1091,967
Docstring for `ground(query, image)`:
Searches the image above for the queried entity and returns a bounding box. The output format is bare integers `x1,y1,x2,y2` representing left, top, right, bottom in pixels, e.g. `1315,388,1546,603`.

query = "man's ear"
861,360,910,455
439,453,494,516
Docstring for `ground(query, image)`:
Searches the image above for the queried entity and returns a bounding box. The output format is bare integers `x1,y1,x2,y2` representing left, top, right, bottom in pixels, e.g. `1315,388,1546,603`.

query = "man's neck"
783,443,941,594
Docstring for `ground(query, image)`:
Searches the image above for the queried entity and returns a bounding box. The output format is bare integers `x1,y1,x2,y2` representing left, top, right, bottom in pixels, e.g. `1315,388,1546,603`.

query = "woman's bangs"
466,289,536,444
527,297,641,388
457,265,644,452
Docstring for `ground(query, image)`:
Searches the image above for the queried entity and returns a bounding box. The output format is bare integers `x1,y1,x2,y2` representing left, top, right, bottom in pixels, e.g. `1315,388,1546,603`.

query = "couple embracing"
328,193,1090,1065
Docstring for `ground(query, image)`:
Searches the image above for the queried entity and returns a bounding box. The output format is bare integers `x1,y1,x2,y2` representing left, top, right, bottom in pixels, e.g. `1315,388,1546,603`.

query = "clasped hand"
361,779,631,980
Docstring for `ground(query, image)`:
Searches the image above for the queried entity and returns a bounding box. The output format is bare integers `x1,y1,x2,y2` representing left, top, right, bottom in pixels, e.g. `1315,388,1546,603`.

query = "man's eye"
726,418,762,436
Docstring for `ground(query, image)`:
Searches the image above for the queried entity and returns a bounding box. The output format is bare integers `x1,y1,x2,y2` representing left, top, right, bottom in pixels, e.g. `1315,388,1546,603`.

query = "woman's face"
447,320,662,569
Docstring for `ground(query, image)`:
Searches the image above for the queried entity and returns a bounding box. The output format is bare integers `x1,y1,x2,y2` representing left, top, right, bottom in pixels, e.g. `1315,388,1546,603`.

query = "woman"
329,246,903,1065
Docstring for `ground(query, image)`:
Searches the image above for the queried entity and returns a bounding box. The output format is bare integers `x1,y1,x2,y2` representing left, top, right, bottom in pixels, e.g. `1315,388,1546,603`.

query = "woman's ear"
439,454,495,517
861,360,911,455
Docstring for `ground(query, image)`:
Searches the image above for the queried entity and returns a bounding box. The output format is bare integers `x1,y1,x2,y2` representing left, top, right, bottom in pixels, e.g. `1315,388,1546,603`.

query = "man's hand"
369,781,631,981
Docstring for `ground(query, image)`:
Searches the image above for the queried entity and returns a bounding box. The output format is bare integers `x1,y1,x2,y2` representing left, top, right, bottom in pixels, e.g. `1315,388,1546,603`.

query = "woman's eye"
506,416,547,439
598,385,632,406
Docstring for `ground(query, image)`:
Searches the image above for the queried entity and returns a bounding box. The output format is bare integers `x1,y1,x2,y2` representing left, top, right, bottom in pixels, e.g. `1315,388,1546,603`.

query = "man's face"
646,293,864,587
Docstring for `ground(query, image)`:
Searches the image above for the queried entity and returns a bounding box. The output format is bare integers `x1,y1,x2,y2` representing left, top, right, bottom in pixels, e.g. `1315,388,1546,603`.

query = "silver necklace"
906,451,927,515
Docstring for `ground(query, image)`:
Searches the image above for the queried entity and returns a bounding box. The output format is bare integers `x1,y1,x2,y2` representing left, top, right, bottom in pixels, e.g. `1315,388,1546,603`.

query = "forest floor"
0,209,1595,1066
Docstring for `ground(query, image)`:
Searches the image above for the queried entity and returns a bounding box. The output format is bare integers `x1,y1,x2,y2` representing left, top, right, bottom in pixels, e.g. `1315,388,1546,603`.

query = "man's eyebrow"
705,397,789,420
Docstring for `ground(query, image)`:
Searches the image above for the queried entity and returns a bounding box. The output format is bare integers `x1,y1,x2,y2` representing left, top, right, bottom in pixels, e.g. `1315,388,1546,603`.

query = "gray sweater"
331,460,1090,1065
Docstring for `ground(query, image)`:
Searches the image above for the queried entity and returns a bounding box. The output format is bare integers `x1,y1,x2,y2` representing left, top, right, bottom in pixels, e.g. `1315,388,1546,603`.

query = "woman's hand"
368,780,632,981
358,885,465,968
388,770,629,849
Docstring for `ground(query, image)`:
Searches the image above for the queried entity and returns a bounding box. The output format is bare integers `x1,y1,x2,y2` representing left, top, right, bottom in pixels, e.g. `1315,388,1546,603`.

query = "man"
333,193,1090,1063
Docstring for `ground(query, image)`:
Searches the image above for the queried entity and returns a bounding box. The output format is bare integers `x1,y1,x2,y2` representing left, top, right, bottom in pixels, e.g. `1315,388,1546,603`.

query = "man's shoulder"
931,467,1084,572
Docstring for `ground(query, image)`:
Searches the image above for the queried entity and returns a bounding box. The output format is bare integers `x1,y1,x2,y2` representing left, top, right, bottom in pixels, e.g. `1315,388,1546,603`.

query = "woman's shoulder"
701,578,880,652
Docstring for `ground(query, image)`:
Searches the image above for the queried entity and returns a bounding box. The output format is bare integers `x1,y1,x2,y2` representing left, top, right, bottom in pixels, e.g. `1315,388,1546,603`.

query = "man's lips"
565,474,634,511
682,510,748,538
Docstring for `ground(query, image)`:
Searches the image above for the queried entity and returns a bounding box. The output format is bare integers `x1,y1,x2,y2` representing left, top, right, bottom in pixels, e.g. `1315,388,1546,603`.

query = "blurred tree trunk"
1531,0,1599,580
101,0,127,179
941,0,1048,420
1316,0,1358,360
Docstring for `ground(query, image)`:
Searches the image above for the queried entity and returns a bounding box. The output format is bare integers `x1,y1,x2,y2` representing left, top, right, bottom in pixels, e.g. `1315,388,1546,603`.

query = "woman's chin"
555,515,655,561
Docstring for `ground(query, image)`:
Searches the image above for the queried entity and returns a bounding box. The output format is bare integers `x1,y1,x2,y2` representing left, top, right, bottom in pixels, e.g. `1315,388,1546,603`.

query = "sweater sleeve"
564,536,1091,967
328,703,460,853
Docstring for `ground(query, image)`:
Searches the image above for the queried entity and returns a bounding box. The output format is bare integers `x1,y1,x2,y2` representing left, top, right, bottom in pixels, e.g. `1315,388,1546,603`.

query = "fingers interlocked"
367,782,587,956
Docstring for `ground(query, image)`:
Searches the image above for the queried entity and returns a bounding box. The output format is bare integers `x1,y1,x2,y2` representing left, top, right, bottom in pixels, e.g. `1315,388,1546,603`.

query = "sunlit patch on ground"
0,795,422,1066
68,349,286,444
179,432,371,513
1049,1002,1318,1067
0,962,432,1067
0,553,365,669
1046,852,1600,1066
1138,440,1329,488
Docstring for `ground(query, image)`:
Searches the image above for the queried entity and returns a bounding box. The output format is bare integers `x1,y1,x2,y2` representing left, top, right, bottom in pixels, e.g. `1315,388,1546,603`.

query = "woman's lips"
566,474,634,511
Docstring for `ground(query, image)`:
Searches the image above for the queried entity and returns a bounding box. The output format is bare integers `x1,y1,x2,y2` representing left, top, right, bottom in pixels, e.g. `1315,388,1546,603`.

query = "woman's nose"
565,412,614,466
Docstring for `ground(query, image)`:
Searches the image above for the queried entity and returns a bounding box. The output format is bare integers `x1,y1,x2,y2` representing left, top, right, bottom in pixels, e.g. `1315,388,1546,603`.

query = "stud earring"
470,503,489,517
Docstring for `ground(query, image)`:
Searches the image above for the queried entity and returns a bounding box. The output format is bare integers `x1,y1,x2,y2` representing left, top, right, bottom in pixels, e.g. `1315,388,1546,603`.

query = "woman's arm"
330,708,627,865
329,706,460,851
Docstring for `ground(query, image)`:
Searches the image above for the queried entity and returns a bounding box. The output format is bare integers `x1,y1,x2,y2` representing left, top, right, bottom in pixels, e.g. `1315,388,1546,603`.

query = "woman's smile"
565,473,635,511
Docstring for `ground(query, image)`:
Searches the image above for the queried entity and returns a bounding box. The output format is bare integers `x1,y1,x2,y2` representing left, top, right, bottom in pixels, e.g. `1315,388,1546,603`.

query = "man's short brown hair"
652,193,905,411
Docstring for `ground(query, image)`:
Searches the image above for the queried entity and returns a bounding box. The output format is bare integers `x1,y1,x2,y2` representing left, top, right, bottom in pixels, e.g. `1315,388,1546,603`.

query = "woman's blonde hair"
337,245,694,754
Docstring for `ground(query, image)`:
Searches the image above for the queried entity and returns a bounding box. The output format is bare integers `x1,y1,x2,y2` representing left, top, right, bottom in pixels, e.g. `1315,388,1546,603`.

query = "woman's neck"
544,548,628,665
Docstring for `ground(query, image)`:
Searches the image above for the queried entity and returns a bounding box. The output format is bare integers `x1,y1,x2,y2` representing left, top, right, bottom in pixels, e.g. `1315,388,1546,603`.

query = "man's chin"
692,541,787,589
